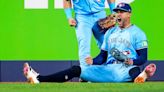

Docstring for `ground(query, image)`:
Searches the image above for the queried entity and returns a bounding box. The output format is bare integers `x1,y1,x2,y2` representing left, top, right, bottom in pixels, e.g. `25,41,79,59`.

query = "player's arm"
133,48,148,65
63,0,76,26
85,50,108,65
93,50,108,65
107,0,115,13
124,48,147,65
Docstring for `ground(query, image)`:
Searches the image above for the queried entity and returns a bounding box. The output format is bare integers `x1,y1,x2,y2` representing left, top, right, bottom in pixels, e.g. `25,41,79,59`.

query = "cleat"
134,63,156,83
23,63,40,84
134,77,144,83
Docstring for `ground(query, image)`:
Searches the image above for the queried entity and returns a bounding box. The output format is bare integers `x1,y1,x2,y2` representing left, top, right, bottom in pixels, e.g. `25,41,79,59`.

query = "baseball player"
23,3,156,83
63,0,115,67
80,3,154,82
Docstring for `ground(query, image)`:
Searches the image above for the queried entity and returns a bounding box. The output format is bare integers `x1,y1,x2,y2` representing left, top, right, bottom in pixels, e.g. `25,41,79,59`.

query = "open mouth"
117,18,121,22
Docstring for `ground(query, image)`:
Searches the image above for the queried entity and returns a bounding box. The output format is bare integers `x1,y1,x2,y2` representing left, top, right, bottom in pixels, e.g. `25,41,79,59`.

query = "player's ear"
128,12,131,18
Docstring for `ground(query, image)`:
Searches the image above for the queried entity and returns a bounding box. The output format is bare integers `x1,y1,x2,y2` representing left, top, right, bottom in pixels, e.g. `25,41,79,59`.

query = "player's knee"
129,67,141,81
92,21,99,31
71,66,81,77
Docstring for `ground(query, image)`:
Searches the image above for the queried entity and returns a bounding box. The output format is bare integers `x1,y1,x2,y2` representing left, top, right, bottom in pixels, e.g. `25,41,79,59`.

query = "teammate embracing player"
23,2,156,83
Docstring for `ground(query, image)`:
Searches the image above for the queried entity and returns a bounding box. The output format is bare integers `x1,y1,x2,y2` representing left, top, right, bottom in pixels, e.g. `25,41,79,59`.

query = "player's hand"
85,56,93,65
124,58,133,65
68,18,77,27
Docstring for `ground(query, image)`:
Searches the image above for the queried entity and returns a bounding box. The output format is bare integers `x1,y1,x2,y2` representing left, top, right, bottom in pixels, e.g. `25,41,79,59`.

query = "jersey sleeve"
135,30,148,50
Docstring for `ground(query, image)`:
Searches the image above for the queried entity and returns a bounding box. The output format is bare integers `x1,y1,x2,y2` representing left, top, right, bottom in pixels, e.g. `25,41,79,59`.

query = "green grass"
0,82,164,92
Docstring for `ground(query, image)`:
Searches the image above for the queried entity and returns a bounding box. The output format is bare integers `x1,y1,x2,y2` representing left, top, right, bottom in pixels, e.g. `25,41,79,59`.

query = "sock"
129,67,141,81
37,66,81,82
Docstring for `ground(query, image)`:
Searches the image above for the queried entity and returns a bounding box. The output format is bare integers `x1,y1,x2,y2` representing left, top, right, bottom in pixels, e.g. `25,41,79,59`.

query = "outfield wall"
0,61,163,82
1,0,164,60
1,0,164,82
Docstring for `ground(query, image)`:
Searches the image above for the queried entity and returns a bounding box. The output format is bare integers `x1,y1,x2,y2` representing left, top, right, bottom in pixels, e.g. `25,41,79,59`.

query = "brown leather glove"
98,14,117,32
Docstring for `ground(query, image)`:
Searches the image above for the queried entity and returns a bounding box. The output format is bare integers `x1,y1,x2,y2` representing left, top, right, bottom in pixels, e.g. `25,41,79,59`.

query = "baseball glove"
98,14,117,32
110,47,128,63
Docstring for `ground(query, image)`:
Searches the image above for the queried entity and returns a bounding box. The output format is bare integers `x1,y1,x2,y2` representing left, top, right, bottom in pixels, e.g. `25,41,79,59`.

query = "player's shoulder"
131,25,142,31
130,24,146,35
105,26,118,35
110,26,119,33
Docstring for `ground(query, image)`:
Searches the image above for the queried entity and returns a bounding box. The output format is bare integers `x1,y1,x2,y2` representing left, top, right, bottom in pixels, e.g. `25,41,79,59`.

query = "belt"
107,59,121,64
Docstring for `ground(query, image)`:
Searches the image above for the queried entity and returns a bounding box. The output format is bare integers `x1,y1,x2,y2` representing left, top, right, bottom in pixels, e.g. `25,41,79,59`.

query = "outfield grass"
0,82,163,92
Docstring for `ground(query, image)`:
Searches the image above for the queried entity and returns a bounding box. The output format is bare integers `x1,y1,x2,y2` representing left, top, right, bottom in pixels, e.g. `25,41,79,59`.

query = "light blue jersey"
101,25,148,64
80,25,148,82
73,0,106,14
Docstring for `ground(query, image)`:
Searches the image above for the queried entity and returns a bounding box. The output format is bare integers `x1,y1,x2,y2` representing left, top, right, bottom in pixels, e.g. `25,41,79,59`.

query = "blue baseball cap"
113,3,132,12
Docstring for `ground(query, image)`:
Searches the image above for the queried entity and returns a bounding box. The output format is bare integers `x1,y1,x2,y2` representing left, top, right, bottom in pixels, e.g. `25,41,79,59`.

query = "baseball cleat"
23,63,40,84
134,63,156,83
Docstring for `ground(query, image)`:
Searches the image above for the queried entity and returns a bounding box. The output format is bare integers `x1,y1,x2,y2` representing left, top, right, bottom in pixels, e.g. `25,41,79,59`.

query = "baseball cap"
113,3,132,12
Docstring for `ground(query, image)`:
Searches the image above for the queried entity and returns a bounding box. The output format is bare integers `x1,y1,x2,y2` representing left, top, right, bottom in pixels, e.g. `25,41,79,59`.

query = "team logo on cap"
118,3,125,8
